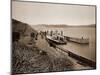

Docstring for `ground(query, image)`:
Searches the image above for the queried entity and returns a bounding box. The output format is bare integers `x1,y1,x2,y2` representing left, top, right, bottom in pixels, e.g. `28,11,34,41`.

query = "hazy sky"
12,1,96,25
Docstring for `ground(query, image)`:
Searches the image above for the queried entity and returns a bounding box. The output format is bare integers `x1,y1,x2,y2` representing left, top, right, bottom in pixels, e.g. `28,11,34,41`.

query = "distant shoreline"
31,24,96,28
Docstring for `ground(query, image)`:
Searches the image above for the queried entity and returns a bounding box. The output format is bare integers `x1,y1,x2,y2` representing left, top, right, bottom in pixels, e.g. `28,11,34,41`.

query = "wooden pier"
64,36,89,44
57,45,96,68
48,41,96,68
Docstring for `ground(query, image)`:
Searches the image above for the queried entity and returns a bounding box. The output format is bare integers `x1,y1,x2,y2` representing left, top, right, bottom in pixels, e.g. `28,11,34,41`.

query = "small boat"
46,35,67,45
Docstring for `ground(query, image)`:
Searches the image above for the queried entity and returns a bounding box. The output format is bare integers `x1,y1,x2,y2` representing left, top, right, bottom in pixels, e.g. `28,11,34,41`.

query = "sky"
12,1,96,25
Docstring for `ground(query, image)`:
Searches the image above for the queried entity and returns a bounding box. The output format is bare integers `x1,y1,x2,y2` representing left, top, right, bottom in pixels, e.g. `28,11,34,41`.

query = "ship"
46,35,67,45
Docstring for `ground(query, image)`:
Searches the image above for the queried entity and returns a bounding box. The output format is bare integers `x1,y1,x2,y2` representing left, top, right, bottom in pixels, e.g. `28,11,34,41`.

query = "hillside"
12,19,73,74
12,19,37,36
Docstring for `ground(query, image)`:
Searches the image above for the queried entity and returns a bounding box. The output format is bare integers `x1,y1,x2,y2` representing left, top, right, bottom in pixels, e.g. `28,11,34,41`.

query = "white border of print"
0,0,100,75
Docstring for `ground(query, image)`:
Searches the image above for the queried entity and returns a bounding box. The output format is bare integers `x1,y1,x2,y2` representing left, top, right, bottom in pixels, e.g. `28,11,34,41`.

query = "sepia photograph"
12,0,96,75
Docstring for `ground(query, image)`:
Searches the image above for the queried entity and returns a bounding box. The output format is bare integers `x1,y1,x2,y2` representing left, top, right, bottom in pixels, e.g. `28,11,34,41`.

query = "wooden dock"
48,42,96,68
57,45,96,68
64,36,89,44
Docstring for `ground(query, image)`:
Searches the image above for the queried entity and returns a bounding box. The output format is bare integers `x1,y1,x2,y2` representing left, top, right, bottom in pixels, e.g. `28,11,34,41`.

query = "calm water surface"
32,26,96,62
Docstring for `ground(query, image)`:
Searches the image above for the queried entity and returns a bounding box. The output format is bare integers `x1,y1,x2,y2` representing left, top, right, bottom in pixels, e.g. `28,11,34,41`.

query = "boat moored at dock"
46,35,67,45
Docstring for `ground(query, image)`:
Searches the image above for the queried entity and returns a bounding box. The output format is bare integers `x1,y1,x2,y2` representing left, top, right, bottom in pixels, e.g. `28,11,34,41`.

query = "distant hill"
31,24,68,28
85,24,96,27
43,24,68,28
31,24,96,28
68,24,96,27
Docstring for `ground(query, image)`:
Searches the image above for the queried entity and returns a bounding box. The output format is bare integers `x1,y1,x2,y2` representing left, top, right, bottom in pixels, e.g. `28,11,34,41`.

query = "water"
31,26,96,62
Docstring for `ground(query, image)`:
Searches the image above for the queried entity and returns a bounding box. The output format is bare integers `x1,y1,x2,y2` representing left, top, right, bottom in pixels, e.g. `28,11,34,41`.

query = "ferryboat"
46,35,67,45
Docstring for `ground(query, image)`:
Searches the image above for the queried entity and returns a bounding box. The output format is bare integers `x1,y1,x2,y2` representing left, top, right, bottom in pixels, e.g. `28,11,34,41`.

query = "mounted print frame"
12,0,96,75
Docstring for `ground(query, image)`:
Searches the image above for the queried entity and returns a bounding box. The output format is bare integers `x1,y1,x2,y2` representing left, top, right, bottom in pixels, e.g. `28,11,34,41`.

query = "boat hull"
46,36,67,45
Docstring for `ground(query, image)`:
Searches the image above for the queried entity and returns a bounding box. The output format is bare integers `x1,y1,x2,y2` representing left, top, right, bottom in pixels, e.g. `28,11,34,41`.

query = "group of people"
30,30,64,41
31,31,47,40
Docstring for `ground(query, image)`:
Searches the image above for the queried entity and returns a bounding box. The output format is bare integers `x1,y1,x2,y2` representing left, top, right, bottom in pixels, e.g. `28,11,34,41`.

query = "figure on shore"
40,31,44,39
35,33,38,40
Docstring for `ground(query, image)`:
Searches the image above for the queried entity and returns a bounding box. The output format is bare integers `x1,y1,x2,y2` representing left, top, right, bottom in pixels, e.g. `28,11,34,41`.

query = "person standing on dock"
55,30,58,36
50,30,53,36
46,30,49,35
61,31,63,36
82,36,83,39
